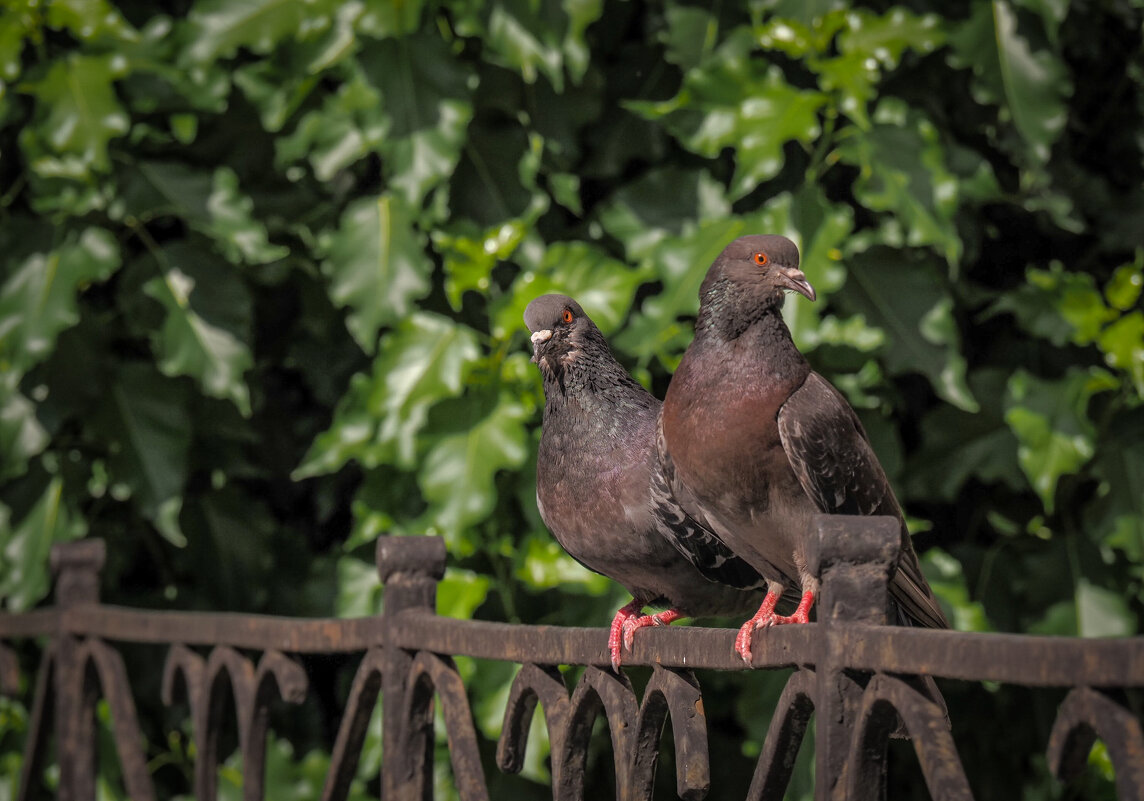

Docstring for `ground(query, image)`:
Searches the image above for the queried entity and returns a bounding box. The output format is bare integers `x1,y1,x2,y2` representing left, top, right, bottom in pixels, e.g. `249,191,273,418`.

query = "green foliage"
1,0,1142,798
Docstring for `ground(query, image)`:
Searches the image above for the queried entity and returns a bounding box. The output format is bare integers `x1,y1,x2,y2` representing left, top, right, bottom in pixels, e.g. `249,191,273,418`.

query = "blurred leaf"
435,220,529,311
359,0,425,37
296,313,482,476
1005,368,1118,513
905,369,1024,502
142,246,254,416
320,194,434,353
920,548,992,632
836,105,961,265
437,567,491,620
989,264,1116,347
335,555,382,618
204,168,288,265
596,166,731,261
1096,312,1144,397
0,379,49,482
418,391,529,549
491,240,648,339
274,66,386,180
629,28,825,198
18,53,129,177
0,477,85,611
948,1,1070,161
838,248,977,411
182,0,337,64
1076,579,1137,638
46,0,139,45
96,364,191,544
0,228,120,372
361,32,474,208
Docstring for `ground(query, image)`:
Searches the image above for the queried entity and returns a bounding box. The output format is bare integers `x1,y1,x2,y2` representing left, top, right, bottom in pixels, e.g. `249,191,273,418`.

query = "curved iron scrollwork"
745,668,816,801
162,644,308,801
321,648,385,801
498,662,709,801
846,673,971,801
1048,686,1144,799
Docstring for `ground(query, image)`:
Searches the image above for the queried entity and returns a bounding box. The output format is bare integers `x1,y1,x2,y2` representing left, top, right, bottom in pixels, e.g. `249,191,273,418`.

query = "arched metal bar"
242,650,308,801
631,666,709,801
74,638,156,801
847,673,972,801
321,648,386,801
400,650,489,801
746,668,816,801
1047,686,1144,800
16,646,55,801
161,644,210,800
496,663,569,778
561,666,639,801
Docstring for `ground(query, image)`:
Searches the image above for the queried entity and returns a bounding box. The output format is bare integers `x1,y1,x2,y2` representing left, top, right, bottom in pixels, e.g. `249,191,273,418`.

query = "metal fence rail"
1,515,1142,801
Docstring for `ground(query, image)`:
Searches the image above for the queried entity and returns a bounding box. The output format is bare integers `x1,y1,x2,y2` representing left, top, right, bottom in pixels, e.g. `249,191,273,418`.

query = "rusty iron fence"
1,514,1143,801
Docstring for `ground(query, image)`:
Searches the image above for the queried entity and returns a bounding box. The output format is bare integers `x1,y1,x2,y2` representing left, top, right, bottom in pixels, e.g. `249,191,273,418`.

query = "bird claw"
735,612,775,663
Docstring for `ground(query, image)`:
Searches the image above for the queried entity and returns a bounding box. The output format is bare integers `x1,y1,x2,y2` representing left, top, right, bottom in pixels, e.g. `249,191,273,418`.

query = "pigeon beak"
777,266,816,302
530,329,552,362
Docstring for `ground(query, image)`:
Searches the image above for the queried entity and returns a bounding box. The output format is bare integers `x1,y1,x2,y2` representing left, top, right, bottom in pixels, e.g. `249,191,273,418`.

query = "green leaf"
437,567,491,620
274,67,386,180
417,392,529,549
295,313,482,476
319,194,434,353
491,240,648,340
358,0,425,37
46,0,139,45
837,248,977,411
836,105,962,265
948,1,1071,162
1076,578,1137,638
905,369,1024,502
1096,312,1144,397
596,166,731,261
18,53,129,177
0,477,86,611
1004,367,1118,513
629,28,825,199
434,219,529,311
0,381,49,482
359,33,474,208
920,548,992,632
204,168,289,265
142,246,255,416
335,555,382,618
989,264,1117,347
0,228,120,373
182,0,337,65
96,364,191,544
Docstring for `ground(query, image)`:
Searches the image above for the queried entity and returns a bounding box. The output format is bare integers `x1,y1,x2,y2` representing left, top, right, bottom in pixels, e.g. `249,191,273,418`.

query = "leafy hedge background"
1,0,1142,798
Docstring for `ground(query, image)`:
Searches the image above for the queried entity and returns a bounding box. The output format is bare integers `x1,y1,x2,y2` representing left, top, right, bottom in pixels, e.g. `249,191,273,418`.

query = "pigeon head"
696,235,815,337
524,293,605,375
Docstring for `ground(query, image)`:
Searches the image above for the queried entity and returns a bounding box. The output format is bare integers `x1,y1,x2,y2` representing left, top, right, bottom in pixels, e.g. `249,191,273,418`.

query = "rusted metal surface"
1,514,1142,801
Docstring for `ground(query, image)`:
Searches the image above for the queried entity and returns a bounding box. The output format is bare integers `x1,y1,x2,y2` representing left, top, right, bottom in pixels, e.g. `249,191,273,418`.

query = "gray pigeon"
658,236,949,662
525,293,766,670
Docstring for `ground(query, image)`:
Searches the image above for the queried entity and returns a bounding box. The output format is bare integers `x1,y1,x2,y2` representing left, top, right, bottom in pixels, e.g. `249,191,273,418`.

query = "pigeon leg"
608,599,646,671
772,590,815,625
734,584,784,663
621,608,685,652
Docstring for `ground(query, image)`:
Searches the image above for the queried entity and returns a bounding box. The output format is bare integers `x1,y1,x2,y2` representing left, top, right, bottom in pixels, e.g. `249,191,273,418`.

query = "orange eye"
562,308,573,323
753,252,768,266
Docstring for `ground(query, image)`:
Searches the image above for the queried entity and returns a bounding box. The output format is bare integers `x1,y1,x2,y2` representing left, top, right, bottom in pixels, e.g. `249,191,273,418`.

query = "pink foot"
622,608,684,652
608,600,645,672
735,590,816,663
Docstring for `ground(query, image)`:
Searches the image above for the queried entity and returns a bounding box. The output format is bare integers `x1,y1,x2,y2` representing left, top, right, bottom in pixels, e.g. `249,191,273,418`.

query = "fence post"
377,535,447,801
50,538,106,801
807,515,899,801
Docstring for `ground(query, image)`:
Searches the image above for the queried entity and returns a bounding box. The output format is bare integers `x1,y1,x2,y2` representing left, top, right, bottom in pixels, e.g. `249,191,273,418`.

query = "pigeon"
658,235,949,662
525,293,766,671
